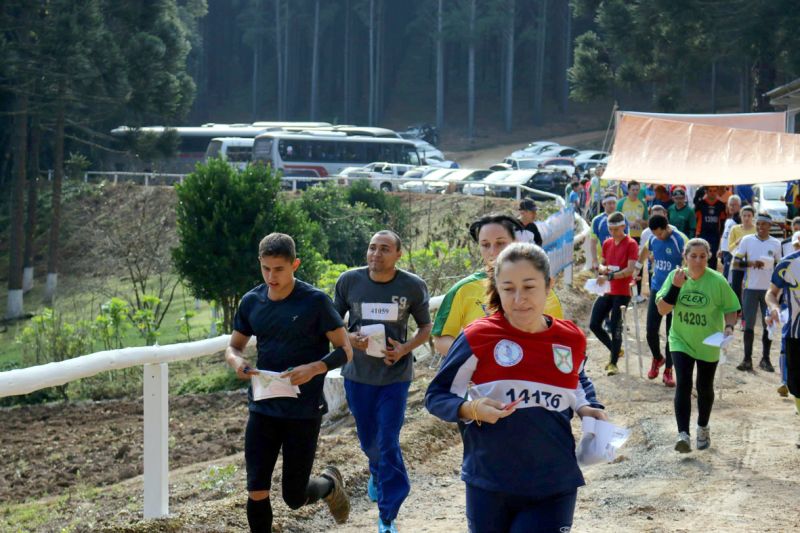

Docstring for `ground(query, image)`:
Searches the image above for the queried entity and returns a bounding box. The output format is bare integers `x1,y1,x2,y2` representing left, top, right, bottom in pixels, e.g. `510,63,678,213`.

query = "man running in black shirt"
695,186,727,270
226,233,353,533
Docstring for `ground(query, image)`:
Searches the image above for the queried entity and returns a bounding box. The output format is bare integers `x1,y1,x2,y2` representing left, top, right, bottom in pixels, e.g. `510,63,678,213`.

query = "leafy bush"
175,367,243,395
173,159,326,332
317,260,349,298
16,308,95,401
399,241,476,296
346,180,410,238
298,183,382,266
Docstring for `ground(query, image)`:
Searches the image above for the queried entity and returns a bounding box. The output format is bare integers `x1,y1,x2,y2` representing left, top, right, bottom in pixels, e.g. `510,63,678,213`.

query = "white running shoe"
696,425,710,450
675,431,691,453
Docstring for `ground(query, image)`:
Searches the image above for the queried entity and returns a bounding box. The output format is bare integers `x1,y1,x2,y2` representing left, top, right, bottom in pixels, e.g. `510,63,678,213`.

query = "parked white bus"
109,122,332,172
109,124,271,172
204,137,255,171
251,132,421,177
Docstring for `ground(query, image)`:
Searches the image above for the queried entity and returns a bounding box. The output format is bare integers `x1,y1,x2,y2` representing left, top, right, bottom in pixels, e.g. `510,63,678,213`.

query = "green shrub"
173,160,326,332
400,241,476,296
15,308,95,401
298,183,381,266
175,366,243,395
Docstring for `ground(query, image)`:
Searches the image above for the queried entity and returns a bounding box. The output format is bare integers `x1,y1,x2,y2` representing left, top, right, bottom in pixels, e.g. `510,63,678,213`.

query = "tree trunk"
435,0,444,130
310,0,320,120
44,100,65,306
283,2,290,117
739,60,749,112
343,0,351,123
252,38,259,121
533,0,548,126
504,0,515,132
377,0,385,124
710,60,717,113
751,58,776,112
6,94,28,319
368,0,375,125
559,0,571,114
467,0,476,140
23,118,40,293
274,0,284,119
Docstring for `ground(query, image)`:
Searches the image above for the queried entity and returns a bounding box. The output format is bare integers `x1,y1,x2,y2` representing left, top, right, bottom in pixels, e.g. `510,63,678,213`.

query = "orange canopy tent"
604,111,800,185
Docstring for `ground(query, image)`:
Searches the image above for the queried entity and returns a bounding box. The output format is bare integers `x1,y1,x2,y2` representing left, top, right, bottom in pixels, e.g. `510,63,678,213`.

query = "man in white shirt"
734,212,782,372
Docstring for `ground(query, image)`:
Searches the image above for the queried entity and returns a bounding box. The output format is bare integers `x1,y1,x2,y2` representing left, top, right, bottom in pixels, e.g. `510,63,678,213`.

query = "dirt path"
3,272,799,532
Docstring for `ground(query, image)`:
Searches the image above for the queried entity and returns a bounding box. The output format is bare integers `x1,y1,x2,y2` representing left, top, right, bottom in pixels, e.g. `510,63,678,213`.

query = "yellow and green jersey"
432,271,563,338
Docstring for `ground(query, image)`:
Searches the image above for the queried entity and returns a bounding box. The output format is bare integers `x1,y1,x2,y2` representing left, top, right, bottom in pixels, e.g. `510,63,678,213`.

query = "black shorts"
245,411,322,492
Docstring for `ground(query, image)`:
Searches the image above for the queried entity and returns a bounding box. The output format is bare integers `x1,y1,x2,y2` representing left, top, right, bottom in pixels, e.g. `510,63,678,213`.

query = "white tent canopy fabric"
618,111,787,133
605,112,800,185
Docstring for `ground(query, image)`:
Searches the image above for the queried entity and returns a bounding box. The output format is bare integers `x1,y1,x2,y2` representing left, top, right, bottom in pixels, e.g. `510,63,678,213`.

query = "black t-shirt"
233,280,344,419
695,199,726,238
524,222,543,246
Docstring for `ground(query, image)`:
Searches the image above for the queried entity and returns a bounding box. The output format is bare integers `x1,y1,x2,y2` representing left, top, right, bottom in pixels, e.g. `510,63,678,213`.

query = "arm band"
321,346,348,370
634,261,643,270
661,284,681,306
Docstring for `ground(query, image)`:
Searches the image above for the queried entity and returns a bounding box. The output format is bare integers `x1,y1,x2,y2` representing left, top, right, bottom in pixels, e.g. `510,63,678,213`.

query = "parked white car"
509,140,558,159
339,162,413,191
574,150,609,162
503,157,543,170
752,182,788,231
462,170,515,196
399,168,454,194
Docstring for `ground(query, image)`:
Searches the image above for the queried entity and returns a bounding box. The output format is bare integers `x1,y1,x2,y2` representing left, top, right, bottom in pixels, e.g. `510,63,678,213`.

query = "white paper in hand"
584,278,610,296
360,323,386,357
758,256,775,269
576,417,631,466
702,332,734,349
252,370,300,401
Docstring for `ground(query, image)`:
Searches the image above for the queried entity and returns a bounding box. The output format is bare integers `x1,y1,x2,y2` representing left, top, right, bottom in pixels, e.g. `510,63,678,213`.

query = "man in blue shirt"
225,233,353,532
735,184,754,206
641,214,687,387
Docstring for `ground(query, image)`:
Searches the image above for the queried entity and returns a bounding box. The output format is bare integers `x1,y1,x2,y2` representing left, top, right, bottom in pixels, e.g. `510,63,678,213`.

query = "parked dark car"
401,123,439,146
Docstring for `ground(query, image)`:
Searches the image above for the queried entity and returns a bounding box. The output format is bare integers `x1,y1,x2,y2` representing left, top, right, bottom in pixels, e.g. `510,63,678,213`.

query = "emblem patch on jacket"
553,344,573,373
494,339,523,367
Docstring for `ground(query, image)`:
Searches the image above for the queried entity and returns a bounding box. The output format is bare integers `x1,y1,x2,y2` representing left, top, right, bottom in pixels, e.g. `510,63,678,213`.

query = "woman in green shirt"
656,238,740,453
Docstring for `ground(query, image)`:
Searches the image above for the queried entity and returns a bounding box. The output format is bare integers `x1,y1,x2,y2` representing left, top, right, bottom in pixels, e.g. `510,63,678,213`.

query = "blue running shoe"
378,518,398,533
367,474,378,502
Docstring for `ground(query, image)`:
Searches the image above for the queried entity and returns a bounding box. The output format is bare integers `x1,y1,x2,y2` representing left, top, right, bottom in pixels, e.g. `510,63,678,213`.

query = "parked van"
205,137,255,170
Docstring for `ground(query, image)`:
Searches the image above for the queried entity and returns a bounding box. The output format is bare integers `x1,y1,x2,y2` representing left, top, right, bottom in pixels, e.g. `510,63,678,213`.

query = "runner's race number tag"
361,302,399,321
505,387,565,411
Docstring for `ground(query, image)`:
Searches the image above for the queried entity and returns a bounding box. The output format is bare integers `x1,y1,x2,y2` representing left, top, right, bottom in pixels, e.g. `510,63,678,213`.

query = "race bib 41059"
361,302,399,321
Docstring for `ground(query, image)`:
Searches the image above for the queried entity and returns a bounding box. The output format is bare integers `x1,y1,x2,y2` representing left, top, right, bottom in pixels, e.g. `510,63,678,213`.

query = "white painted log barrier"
0,334,380,519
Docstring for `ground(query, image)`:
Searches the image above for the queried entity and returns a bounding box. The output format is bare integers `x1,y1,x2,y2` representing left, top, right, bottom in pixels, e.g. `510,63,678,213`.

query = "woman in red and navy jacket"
426,243,608,533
